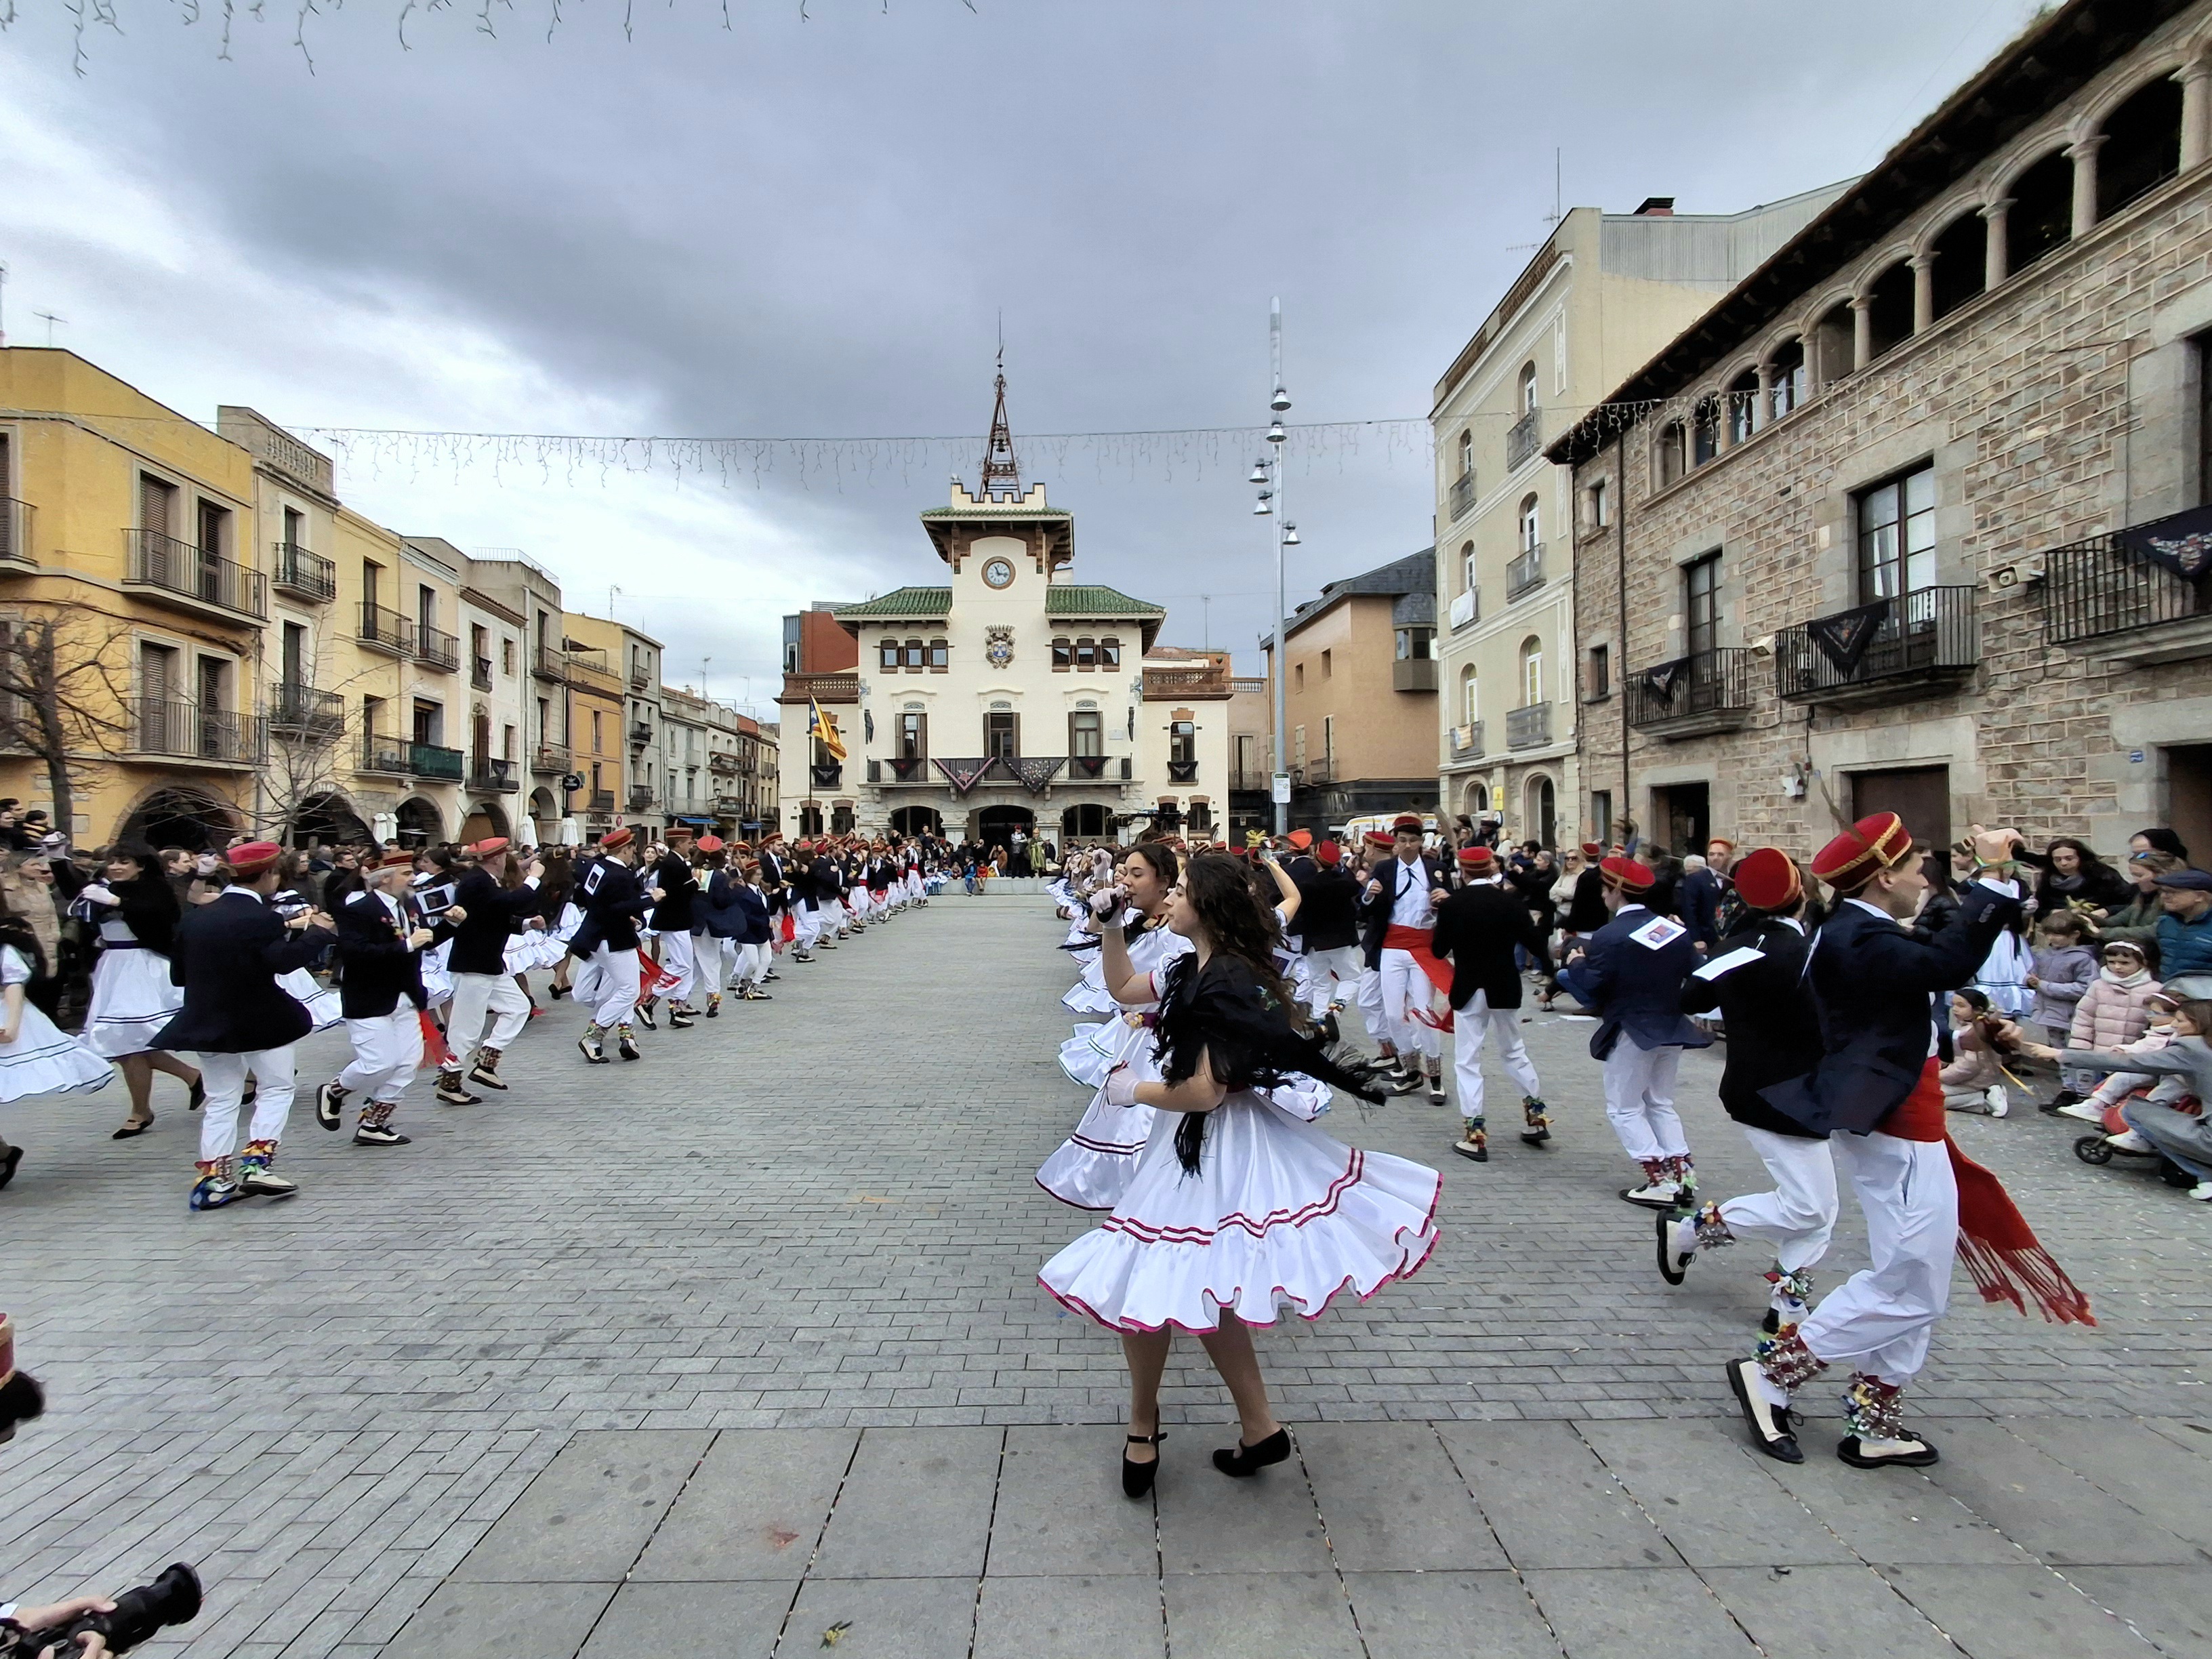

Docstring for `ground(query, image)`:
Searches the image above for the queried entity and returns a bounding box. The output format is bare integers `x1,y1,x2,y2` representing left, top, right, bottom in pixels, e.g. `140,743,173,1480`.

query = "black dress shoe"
1212,1427,1290,1477
1656,1212,1694,1285
1837,1433,1940,1469
0,1145,22,1186
187,1076,206,1111
1122,1431,1164,1499
1725,1358,1803,1463
1761,1307,1782,1335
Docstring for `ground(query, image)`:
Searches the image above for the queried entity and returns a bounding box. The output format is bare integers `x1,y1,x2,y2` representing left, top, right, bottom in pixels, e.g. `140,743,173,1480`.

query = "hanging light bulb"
1248,462,1269,484
1283,523,1300,545
1271,386,1292,413
1266,419,1286,444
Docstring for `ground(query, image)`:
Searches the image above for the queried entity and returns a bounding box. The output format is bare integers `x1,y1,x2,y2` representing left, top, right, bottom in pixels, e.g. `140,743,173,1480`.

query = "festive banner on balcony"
1009,756,1067,794
1638,658,1687,701
809,764,842,790
933,757,998,795
2118,504,2212,580
1069,754,1110,780
1805,600,1888,676
887,756,928,781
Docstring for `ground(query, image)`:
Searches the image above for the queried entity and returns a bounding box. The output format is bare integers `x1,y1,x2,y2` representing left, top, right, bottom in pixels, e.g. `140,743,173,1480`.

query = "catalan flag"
808,697,847,764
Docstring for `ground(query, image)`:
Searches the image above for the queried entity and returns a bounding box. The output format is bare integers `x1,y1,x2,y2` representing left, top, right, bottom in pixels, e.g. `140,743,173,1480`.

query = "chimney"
1634,197,1676,217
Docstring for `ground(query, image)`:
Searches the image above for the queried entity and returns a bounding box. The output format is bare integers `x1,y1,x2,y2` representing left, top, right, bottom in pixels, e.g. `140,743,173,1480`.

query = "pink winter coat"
2068,969,2164,1052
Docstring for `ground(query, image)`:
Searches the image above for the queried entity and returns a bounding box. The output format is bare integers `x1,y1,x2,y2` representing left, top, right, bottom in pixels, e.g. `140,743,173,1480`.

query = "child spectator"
1941,989,2018,1116
2027,910,2098,1107
2053,990,2182,1124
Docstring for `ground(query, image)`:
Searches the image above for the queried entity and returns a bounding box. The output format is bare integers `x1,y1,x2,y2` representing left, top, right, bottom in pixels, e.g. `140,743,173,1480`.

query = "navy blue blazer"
155,888,336,1054
1560,903,1711,1060
1761,880,2022,1136
1680,867,1729,948
728,882,773,946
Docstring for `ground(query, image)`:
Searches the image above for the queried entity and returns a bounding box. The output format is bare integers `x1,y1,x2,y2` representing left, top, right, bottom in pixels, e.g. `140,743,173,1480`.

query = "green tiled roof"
1046,584,1166,617
834,587,952,619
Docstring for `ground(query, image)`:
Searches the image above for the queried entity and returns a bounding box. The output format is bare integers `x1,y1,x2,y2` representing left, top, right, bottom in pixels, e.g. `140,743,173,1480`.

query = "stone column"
1800,333,1822,399
1714,386,1735,452
1850,295,1872,371
2068,134,2105,239
1980,198,2012,289
2180,60,2212,171
1755,363,1773,431
1910,253,1936,333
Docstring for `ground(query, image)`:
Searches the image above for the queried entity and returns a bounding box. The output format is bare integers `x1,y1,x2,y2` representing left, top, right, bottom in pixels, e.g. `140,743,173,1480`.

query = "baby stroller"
2072,1091,2200,1189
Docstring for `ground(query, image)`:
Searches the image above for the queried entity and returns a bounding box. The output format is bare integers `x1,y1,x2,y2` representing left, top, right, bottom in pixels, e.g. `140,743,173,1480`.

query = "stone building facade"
1557,0,2212,861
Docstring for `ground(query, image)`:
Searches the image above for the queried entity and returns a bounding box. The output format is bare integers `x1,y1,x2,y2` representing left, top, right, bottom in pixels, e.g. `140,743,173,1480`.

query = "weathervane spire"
980,334,1020,495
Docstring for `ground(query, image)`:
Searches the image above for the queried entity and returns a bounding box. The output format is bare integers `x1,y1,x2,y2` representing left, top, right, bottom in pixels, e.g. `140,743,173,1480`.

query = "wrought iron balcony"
415,623,461,672
2041,521,2212,665
409,742,464,781
1229,767,1273,792
272,541,337,603
1446,472,1477,523
361,735,410,775
533,645,569,682
1506,544,1545,602
629,663,651,690
1624,647,1759,738
0,497,31,567
1069,754,1114,781
1167,758,1200,784
1507,408,1542,471
1776,586,1978,705
470,758,519,793
1506,701,1552,750
807,763,843,790
627,784,656,810
268,680,346,740
588,789,616,813
359,602,417,656
125,531,268,621
565,648,619,692
131,698,264,766
628,721,654,748
532,745,571,774
471,655,495,691
1447,721,1484,763
878,755,933,783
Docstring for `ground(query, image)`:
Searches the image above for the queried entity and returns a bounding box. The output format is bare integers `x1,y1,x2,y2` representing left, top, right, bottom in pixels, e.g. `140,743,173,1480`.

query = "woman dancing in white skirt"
54,845,203,1139
1040,853,1440,1498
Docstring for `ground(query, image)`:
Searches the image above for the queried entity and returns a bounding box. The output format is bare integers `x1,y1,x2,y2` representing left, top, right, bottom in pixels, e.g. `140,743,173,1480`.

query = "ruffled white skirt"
0,1002,112,1101
84,947,185,1058
1040,1086,1437,1332
505,928,567,975
422,942,455,1008
280,968,344,1033
1061,960,1113,1016
1057,1012,1139,1090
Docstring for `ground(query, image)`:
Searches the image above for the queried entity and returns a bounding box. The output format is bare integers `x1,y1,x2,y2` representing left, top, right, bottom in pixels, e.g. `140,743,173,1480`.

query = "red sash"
1381,925,1458,1030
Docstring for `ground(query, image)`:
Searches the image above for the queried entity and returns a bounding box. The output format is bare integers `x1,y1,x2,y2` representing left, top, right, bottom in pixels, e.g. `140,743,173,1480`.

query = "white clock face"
981,557,1016,590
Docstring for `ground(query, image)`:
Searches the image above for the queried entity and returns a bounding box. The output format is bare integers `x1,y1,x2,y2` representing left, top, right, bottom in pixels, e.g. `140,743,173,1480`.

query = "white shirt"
1387,855,1437,930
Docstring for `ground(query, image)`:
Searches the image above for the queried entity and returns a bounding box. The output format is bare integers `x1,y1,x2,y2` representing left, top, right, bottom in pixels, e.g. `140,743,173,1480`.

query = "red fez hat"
1599,854,1655,892
1364,830,1395,848
470,836,510,858
1732,846,1802,912
1391,813,1425,834
1287,828,1313,851
228,840,283,878
600,827,634,851
1315,839,1343,866
1457,844,1496,872
1810,811,1912,892
1707,836,1737,853
696,834,724,853
665,825,694,840
1579,840,1603,858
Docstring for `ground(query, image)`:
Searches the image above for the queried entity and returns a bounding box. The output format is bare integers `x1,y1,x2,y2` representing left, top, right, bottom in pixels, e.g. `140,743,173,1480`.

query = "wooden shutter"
140,473,173,537
1010,713,1020,758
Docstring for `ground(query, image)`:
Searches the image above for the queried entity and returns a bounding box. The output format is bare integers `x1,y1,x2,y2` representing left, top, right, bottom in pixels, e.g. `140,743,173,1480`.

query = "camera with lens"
5,1564,201,1657
270,888,312,922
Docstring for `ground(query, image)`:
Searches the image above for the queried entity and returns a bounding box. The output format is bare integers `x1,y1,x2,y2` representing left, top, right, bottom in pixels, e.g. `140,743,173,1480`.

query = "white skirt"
1040,1086,1438,1333
505,928,567,975
1057,1012,1139,1090
1061,961,1113,1016
280,968,344,1033
83,947,185,1059
421,942,455,1008
0,1001,112,1103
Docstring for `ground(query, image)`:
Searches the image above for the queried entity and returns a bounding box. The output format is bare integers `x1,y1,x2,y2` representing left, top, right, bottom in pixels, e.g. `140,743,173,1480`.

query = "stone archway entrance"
118,785,239,853
289,791,370,848
396,796,444,847
889,806,943,838
460,801,512,845
975,804,1035,855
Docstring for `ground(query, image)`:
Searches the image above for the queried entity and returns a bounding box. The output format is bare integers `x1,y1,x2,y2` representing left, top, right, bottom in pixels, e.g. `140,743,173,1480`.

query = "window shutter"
140,473,173,537
1010,713,1021,758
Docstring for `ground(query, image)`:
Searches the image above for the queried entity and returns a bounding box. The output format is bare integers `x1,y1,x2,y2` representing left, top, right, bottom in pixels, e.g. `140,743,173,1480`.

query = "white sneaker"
1984,1086,2009,1118
2055,1101,2105,1122
2105,1129,2152,1153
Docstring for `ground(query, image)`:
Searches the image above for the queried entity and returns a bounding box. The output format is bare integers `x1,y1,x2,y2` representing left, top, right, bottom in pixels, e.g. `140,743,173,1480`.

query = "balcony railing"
566,648,619,692
2042,524,2212,663
532,745,571,774
627,784,656,810
0,497,31,567
469,758,519,793
471,655,495,691
1447,472,1477,523
1229,768,1273,792
628,721,654,748
1393,657,1438,692
271,542,337,603
1776,586,1978,704
132,698,264,765
1167,758,1200,784
713,795,745,814
1624,647,1759,737
359,602,417,656
1143,664,1231,697
1506,544,1545,602
1448,721,1485,763
629,663,651,690
1297,758,1336,786
589,789,616,813
1507,408,1542,471
409,742,465,781
780,671,860,703
533,645,569,682
414,623,460,672
361,735,410,775
808,763,843,790
1069,754,1114,781
125,531,268,620
268,680,346,740
1506,701,1552,750
1448,587,1479,630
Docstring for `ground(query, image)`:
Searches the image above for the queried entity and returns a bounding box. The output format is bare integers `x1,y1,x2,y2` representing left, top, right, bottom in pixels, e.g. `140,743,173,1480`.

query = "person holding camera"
149,844,337,1210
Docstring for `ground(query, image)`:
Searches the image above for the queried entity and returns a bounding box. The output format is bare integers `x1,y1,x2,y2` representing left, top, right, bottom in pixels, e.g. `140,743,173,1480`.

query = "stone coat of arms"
985,626,1015,668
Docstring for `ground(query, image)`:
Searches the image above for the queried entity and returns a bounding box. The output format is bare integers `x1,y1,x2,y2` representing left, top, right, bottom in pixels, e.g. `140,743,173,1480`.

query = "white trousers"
447,972,531,1066
1601,1040,1688,1162
1800,1131,1956,1387
1378,947,1441,1062
797,901,831,949
196,1046,298,1164
1355,965,1388,1043
1449,993,1540,1120
339,1008,426,1103
1302,945,1364,1018
575,943,642,1028
659,929,698,1004
732,941,769,989
1718,1127,1840,1275
695,933,727,996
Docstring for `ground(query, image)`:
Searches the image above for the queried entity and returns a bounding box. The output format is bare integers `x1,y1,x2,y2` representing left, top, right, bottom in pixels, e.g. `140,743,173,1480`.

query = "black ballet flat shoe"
1122,1431,1164,1499
186,1076,206,1112
0,1145,22,1187
1212,1427,1290,1478
1726,1358,1803,1464
112,1119,155,1141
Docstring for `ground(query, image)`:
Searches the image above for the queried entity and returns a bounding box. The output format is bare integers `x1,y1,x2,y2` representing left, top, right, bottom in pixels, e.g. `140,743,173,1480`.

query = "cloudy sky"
0,0,2041,703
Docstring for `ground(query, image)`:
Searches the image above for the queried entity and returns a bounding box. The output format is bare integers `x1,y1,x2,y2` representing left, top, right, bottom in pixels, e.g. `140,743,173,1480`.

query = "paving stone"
972,1575,1164,1659
1575,1420,1852,1570
1298,1422,1507,1573
1999,1416,2212,1552
453,1430,710,1583
1700,1564,1953,1658
1754,1450,2025,1567
986,1427,1158,1577
1160,1570,1363,1658
809,1428,1001,1580
2060,1565,2212,1658
1437,1422,1671,1570
1881,1563,2162,1659
1154,1446,1332,1576
575,1582,794,1659
1519,1568,1757,1659
1339,1570,1562,1658
779,1577,976,1659
1921,1422,2204,1565
380,1580,615,1659
630,1429,855,1583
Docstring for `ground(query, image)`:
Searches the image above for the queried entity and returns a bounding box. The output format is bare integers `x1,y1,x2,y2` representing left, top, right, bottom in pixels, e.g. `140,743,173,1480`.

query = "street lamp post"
1254,298,1298,836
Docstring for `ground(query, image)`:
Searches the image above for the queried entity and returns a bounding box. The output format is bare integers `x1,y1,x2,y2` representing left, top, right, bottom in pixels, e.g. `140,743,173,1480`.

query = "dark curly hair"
1176,853,1302,1022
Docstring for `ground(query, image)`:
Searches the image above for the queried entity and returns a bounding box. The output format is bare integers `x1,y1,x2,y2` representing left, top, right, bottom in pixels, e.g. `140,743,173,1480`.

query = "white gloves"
1105,1066,1143,1107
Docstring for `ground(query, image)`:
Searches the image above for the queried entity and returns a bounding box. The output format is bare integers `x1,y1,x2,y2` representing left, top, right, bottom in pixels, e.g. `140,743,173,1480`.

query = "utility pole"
1250,300,1294,837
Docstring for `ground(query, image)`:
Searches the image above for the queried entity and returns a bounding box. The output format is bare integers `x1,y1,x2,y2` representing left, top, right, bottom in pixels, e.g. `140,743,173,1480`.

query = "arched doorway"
118,785,239,853
396,796,443,847
1061,802,1111,840
1460,779,1490,818
1524,775,1557,849
459,801,510,845
289,791,369,848
976,804,1035,854
889,805,943,838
